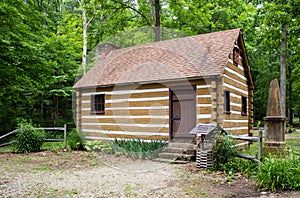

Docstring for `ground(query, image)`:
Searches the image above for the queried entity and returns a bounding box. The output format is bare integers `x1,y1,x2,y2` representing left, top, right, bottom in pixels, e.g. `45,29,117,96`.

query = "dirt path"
0,151,299,198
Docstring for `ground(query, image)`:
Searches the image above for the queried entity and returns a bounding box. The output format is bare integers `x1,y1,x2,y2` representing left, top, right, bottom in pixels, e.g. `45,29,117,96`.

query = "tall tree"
0,0,82,134
110,0,163,42
280,23,287,117
257,1,294,120
77,0,96,75
247,0,300,124
152,0,161,41
0,0,50,132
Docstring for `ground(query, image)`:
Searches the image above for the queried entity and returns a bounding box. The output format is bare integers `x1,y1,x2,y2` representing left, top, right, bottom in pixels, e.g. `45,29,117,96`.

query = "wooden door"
170,85,196,141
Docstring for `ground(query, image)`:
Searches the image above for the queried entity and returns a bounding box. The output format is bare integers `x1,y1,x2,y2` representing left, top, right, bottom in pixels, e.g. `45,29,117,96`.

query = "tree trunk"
288,64,293,125
81,7,87,75
280,24,287,118
78,0,95,75
154,0,160,42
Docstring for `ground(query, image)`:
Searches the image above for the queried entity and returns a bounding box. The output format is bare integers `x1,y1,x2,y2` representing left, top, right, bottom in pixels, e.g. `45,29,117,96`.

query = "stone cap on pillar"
264,116,287,121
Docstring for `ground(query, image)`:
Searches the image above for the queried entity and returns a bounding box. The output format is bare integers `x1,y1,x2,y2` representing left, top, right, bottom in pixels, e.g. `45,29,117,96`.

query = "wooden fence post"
64,124,67,150
258,130,263,162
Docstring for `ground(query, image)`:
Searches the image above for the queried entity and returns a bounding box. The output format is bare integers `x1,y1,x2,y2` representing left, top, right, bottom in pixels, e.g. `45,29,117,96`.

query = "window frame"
241,96,247,116
91,94,105,114
224,90,231,114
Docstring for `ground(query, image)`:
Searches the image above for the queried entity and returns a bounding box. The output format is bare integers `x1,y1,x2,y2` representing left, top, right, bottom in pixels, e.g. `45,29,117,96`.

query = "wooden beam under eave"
239,31,254,91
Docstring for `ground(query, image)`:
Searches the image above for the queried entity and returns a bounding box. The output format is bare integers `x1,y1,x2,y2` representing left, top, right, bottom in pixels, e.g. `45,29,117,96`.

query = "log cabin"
73,29,254,143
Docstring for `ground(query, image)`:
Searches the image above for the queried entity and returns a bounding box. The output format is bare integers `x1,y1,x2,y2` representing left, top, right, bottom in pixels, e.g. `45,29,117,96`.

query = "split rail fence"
229,129,263,163
0,124,67,150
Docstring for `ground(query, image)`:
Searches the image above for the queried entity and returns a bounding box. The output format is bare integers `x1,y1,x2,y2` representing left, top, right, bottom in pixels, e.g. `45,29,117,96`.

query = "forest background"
0,0,299,136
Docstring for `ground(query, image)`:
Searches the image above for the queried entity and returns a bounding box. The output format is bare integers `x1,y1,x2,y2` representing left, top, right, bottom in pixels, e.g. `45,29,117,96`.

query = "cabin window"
241,96,247,116
224,91,230,114
233,46,240,66
91,94,105,114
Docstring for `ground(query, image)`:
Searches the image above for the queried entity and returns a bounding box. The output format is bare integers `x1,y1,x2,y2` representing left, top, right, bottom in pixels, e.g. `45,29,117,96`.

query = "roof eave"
239,30,254,90
73,74,221,91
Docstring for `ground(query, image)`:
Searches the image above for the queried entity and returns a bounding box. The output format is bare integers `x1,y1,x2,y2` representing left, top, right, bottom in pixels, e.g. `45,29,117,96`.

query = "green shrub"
68,128,85,150
14,120,45,153
211,134,237,172
257,155,300,191
111,139,166,159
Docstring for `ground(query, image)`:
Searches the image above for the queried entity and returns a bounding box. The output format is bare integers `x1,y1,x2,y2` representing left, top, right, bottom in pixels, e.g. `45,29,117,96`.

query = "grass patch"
286,131,300,137
286,132,300,153
65,189,78,195
42,142,66,152
32,165,53,171
287,139,300,145
0,145,13,153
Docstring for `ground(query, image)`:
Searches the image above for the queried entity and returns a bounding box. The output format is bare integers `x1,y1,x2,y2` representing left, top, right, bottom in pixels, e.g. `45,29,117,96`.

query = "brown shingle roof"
74,29,241,89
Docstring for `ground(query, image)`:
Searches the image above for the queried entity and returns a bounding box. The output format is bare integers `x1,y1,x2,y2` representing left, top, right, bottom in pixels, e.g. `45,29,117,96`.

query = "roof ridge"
74,29,242,89
102,28,241,55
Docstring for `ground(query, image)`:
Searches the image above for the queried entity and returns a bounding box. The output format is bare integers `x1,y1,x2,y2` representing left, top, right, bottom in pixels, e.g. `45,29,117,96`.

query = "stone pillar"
263,79,286,155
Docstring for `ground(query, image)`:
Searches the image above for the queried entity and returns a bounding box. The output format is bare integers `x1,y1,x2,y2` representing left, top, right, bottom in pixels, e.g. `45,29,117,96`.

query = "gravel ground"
0,152,185,198
0,151,299,198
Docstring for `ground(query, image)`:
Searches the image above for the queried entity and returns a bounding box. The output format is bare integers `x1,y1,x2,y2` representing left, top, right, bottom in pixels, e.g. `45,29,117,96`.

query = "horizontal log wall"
80,84,170,141
77,79,215,141
196,80,212,124
223,58,251,135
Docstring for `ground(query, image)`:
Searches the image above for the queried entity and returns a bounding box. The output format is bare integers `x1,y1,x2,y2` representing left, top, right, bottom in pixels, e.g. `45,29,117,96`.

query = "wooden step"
152,158,189,164
167,142,196,150
158,152,194,161
162,147,195,155
154,142,196,163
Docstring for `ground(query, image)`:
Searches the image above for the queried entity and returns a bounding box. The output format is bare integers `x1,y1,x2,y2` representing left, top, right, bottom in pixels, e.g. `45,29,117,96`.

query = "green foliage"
211,135,238,171
257,155,300,191
229,157,258,178
0,0,80,135
287,123,295,133
1,0,300,136
14,120,45,153
247,0,300,120
85,141,112,153
111,139,166,159
42,142,66,152
68,129,85,150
